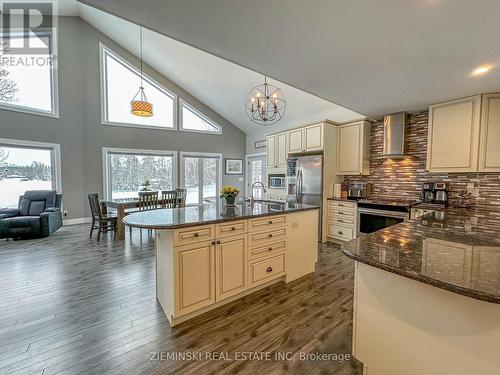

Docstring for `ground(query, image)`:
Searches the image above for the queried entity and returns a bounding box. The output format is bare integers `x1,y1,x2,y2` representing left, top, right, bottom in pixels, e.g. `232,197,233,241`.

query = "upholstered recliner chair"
0,190,63,239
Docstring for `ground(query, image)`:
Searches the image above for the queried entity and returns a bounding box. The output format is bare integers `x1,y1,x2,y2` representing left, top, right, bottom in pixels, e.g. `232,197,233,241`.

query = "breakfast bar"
342,208,500,375
124,201,320,326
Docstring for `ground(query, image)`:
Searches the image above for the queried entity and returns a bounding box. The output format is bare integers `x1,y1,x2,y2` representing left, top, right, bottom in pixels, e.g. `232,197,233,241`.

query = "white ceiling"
76,0,500,118
77,3,363,136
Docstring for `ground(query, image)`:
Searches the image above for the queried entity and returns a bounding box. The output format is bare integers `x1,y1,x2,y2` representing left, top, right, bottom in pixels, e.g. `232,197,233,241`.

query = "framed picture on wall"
254,140,266,149
225,158,243,175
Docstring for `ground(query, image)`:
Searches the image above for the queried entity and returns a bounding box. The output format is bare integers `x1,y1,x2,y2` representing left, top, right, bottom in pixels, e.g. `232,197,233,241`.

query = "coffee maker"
421,182,435,203
434,182,449,204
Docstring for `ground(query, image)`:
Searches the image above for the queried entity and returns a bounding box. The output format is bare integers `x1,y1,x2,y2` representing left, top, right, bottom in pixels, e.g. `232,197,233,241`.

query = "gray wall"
0,16,246,219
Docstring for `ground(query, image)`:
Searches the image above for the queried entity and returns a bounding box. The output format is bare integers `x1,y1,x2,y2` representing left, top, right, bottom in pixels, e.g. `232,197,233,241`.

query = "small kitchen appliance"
434,182,449,204
347,182,371,200
421,182,435,203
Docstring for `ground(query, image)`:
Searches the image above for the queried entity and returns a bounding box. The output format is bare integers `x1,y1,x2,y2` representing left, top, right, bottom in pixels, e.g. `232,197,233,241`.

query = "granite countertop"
327,197,356,202
342,207,500,304
123,200,319,229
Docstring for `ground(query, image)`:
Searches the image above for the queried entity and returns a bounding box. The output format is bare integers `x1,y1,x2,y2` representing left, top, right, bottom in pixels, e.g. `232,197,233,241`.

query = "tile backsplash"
342,111,500,209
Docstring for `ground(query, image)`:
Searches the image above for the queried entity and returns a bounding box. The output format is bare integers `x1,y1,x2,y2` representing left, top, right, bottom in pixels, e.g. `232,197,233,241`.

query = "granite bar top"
342,207,500,304
123,201,319,230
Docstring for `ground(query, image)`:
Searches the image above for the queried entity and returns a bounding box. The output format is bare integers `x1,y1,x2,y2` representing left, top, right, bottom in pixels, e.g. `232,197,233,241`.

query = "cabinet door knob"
266,266,273,273
268,220,273,224
338,212,343,215
339,231,343,235
216,240,221,244
194,233,199,237
231,227,236,231
212,240,216,245
268,234,273,238
268,247,273,251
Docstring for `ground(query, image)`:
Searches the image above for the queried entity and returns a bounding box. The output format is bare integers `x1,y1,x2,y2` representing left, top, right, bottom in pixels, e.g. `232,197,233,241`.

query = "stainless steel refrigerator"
286,154,323,241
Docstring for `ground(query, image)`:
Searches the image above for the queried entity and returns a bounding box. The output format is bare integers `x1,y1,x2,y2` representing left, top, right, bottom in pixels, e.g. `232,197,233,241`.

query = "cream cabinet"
174,241,216,316
471,246,500,294
215,234,247,301
479,93,500,172
426,95,482,173
327,200,357,241
266,135,276,167
266,132,288,168
337,121,371,175
288,128,304,153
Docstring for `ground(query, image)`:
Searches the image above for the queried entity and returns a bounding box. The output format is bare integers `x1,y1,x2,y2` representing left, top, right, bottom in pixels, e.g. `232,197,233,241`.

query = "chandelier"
245,76,286,126
130,27,153,117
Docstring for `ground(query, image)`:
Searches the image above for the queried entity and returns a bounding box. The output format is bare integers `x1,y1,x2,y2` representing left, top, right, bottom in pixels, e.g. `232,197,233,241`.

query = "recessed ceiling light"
471,65,493,76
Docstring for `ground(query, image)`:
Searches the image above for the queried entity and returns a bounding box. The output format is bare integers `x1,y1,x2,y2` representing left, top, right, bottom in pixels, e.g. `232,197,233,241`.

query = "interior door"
246,154,266,199
181,154,221,205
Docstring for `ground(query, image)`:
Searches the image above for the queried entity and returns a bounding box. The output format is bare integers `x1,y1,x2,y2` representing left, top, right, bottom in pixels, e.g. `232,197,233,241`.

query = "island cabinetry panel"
327,200,357,241
173,224,215,246
248,215,286,232
215,234,248,301
216,220,247,238
249,254,286,287
174,241,215,316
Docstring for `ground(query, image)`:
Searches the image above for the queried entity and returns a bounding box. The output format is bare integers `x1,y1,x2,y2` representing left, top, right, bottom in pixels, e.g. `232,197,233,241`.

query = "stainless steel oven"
357,206,410,236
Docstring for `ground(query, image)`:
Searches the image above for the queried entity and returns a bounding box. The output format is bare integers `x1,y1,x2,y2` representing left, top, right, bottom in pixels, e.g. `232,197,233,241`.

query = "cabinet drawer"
329,208,356,218
173,224,215,246
249,215,286,232
249,240,286,260
329,216,355,227
248,228,286,246
328,224,354,241
216,220,247,238
328,201,356,211
249,254,285,286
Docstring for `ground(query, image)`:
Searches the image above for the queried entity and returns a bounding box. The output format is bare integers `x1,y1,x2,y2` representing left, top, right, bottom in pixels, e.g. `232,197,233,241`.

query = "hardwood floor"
0,225,361,375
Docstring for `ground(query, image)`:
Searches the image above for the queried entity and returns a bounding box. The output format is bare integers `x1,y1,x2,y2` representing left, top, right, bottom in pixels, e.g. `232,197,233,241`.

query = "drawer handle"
339,219,344,223
338,231,343,235
216,240,221,244
268,234,273,238
212,240,216,245
266,266,273,273
231,227,236,231
194,233,199,237
338,212,343,215
268,220,273,224
268,247,273,252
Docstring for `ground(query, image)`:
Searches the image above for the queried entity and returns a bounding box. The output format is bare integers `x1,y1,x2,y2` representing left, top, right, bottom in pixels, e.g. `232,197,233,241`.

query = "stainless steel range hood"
382,112,408,158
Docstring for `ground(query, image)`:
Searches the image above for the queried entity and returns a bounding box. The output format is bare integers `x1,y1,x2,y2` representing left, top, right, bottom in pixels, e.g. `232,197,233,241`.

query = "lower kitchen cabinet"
215,234,247,301
175,241,216,316
327,199,357,241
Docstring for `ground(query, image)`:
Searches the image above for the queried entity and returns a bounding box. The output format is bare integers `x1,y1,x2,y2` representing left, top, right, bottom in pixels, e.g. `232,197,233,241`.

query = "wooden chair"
88,193,117,241
161,190,177,208
138,191,159,211
176,188,187,207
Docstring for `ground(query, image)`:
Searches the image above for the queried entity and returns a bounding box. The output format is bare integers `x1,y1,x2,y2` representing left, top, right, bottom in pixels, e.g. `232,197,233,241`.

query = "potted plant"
220,185,239,206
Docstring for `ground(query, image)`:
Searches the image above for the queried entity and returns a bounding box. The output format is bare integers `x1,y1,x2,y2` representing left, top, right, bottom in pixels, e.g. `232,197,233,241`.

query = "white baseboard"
63,217,92,226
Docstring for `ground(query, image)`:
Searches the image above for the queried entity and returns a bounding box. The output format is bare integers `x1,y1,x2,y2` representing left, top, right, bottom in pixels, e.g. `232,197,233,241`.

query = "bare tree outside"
0,40,18,102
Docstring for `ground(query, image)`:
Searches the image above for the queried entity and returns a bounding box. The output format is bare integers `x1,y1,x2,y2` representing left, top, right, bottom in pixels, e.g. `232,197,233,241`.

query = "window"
180,100,222,134
103,148,177,200
0,139,61,208
0,33,58,116
180,152,222,205
100,45,176,129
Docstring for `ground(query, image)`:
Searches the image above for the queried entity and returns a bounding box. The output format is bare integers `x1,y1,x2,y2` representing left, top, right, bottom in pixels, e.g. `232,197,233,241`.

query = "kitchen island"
124,201,320,326
342,208,500,375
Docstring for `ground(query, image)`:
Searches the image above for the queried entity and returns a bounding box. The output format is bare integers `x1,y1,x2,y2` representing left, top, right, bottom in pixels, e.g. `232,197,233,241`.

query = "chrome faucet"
250,181,267,206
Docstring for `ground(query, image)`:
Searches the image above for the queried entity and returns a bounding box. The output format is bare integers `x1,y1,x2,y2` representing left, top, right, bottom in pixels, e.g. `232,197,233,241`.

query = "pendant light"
245,76,286,126
130,27,153,117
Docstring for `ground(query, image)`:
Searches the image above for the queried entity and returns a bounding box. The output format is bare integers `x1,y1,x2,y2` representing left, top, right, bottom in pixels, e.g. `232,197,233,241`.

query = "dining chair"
161,190,177,208
138,191,159,211
88,193,117,241
176,188,187,207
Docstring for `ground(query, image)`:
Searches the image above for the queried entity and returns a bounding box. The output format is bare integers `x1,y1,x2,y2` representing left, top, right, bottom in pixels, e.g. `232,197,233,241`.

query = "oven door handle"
358,207,410,219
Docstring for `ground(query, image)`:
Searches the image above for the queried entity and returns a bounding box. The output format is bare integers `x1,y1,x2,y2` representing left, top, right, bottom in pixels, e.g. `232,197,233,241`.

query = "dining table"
102,197,182,240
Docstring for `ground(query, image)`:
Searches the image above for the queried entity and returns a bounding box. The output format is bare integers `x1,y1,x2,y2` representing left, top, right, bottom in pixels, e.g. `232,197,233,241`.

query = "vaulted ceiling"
76,0,500,120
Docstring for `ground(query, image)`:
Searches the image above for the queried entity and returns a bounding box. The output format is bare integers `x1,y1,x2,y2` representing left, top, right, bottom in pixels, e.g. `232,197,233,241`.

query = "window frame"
99,43,178,131
0,31,60,118
0,138,62,206
179,99,222,135
102,147,178,200
179,151,223,206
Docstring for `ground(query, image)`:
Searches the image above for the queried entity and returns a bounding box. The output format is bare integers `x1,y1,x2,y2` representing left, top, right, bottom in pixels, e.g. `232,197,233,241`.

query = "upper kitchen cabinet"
266,132,288,168
479,93,500,172
288,124,324,153
337,121,371,175
427,95,482,173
